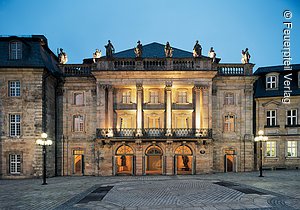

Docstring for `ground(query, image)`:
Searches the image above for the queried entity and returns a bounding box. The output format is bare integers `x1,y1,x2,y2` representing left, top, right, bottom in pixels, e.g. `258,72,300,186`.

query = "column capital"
194,85,208,90
165,81,172,91
136,83,143,91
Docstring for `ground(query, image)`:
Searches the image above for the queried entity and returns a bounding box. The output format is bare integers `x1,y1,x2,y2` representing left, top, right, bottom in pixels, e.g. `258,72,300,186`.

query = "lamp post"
36,133,52,185
254,130,268,177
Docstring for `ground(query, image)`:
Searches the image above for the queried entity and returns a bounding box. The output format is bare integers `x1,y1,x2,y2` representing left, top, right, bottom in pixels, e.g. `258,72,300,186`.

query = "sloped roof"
254,64,300,75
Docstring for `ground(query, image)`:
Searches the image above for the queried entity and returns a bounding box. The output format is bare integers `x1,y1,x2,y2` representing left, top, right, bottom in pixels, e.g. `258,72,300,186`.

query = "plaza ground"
1,170,300,210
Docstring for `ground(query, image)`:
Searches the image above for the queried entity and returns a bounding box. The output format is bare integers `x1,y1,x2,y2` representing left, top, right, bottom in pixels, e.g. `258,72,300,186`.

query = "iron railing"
96,128,212,139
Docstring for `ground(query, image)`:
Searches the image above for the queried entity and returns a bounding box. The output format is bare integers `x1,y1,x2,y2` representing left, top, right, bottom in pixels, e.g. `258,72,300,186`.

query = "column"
107,85,114,132
165,82,172,136
194,85,202,136
97,83,106,129
136,83,143,136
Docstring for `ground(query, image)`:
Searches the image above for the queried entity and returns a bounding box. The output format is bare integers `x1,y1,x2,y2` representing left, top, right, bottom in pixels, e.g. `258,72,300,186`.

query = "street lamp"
36,133,52,185
254,130,268,177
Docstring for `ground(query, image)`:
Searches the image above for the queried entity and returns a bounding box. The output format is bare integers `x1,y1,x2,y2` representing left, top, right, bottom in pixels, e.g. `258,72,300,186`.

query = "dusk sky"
0,0,299,70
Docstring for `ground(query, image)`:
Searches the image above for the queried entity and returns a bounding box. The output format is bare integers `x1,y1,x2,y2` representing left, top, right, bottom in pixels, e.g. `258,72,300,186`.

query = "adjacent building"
0,35,298,178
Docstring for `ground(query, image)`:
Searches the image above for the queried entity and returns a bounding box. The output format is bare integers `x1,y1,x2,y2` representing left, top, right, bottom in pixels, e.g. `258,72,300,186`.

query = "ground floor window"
287,141,297,157
266,141,276,157
9,154,21,174
115,145,134,175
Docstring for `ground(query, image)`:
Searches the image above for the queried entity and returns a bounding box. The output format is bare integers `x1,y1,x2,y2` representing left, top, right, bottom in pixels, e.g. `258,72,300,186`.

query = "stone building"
254,65,300,170
0,35,260,178
0,35,60,178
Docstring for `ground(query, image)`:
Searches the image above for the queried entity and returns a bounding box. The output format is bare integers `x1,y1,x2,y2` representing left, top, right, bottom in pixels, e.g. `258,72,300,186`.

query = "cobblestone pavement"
0,170,299,210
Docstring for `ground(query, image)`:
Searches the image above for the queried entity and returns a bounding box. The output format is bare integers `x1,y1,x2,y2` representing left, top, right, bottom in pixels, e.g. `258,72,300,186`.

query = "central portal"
145,146,163,175
115,145,134,175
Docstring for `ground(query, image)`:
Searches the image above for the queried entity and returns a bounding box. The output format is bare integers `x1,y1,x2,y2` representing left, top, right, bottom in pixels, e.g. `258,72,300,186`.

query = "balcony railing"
217,63,254,76
96,128,212,139
60,64,92,76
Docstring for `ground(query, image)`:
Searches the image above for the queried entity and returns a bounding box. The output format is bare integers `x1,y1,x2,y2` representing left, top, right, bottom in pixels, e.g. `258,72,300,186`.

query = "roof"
254,64,300,98
0,35,61,75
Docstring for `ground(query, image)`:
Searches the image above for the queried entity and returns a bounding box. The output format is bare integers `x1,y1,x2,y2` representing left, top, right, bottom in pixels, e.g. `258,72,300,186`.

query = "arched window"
9,41,22,60
146,146,162,155
175,145,193,155
116,145,134,155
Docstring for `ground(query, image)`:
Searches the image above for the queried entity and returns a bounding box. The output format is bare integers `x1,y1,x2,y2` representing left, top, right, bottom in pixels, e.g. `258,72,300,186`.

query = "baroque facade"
0,35,298,179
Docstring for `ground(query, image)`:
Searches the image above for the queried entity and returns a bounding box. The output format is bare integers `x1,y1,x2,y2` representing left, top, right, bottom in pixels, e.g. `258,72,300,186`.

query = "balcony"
217,63,254,76
60,64,92,76
96,128,212,139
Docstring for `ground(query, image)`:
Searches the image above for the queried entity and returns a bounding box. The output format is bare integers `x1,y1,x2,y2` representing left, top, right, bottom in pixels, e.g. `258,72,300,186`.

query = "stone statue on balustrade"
208,47,216,63
93,49,101,63
58,48,68,64
165,41,173,58
241,48,251,64
134,40,143,58
193,40,202,57
105,40,115,58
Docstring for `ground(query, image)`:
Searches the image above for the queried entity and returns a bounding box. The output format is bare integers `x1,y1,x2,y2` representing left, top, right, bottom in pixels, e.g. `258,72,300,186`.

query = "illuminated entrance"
224,150,237,172
175,145,193,175
73,150,84,175
115,145,134,175
145,146,163,175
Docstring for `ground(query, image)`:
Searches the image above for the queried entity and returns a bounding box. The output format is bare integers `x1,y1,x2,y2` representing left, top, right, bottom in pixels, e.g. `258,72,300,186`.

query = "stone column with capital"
107,85,114,131
194,85,202,136
97,83,106,129
136,83,143,136
165,82,172,136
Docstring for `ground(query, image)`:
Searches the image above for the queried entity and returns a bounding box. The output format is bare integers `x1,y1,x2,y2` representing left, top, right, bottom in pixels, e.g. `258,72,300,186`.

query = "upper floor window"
149,90,159,104
9,81,20,97
73,115,84,132
74,92,84,105
9,154,21,174
148,117,160,128
178,91,187,103
224,92,234,105
266,110,276,126
9,41,22,60
266,75,277,89
287,141,297,157
266,141,276,157
122,91,131,104
286,109,297,126
176,116,189,128
10,114,21,136
224,115,235,132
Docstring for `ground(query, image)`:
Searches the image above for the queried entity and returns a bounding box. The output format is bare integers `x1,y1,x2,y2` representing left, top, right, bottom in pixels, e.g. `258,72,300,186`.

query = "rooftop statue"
105,40,115,58
241,48,251,64
58,48,68,64
134,40,143,58
208,47,216,63
193,40,202,57
164,41,173,58
93,49,101,63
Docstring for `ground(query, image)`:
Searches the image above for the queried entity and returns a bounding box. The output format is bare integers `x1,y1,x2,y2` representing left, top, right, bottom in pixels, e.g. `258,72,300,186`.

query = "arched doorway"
175,145,194,175
224,149,237,172
115,145,134,175
145,146,163,175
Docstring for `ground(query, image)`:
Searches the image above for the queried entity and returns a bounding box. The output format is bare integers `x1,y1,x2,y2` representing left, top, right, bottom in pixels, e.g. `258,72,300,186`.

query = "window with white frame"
286,109,297,126
73,115,84,132
224,92,234,105
10,114,21,136
266,110,276,126
9,154,21,174
287,141,297,157
178,91,187,103
149,90,159,104
266,141,276,157
9,41,22,60
266,75,277,89
74,92,84,105
122,91,131,104
224,115,235,132
9,81,20,97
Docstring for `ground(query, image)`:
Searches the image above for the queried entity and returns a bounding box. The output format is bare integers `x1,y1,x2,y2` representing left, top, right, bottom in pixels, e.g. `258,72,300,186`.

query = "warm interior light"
41,133,48,139
258,130,264,136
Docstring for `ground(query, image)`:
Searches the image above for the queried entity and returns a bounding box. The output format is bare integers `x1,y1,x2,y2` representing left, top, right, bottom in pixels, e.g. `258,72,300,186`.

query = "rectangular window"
266,76,277,89
122,91,131,104
266,110,276,126
74,115,84,132
224,115,235,132
224,93,234,105
176,117,188,128
287,141,297,157
148,117,160,128
10,114,21,136
178,91,187,103
9,81,20,97
74,92,84,105
10,154,21,174
286,109,297,126
266,141,276,157
10,41,22,60
149,91,159,104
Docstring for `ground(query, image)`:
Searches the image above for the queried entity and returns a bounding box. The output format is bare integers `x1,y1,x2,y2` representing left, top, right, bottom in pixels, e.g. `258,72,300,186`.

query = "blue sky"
0,0,299,70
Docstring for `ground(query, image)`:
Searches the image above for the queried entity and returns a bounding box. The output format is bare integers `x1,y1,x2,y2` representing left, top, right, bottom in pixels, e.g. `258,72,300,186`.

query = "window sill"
285,125,300,128
264,125,280,128
285,157,300,160
265,88,278,91
265,157,278,160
